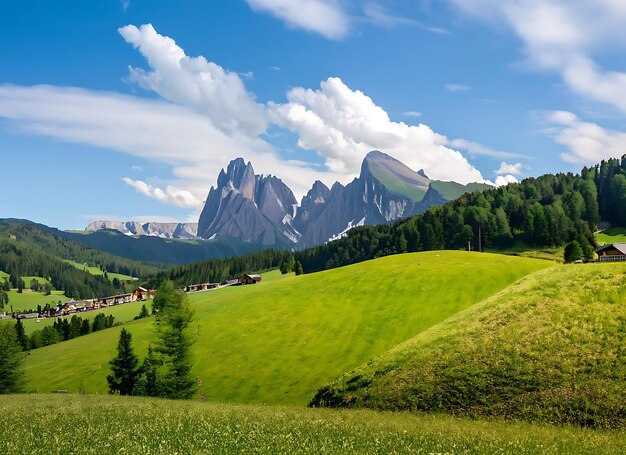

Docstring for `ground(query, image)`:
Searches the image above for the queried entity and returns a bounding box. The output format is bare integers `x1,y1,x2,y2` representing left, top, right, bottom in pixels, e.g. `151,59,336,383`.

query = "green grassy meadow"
315,262,626,428
595,227,626,245
62,259,137,282
1,395,623,455
22,251,550,405
4,290,69,311
0,270,10,281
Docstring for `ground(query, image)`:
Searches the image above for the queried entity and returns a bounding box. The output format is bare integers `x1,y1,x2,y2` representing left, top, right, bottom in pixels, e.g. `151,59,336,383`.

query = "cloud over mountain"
0,24,493,209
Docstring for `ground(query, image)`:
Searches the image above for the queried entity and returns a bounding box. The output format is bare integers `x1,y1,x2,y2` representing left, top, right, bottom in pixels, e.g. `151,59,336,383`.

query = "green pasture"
318,262,626,428
63,259,137,282
595,226,626,245
22,251,550,405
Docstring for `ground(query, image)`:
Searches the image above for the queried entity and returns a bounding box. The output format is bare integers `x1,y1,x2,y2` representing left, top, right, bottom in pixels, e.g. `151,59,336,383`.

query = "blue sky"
2,0,626,229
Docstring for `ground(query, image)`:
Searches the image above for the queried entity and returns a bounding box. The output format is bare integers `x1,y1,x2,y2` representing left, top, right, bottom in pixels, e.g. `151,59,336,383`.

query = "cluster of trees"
0,240,123,299
107,281,196,399
14,313,117,351
155,249,293,287
279,254,303,276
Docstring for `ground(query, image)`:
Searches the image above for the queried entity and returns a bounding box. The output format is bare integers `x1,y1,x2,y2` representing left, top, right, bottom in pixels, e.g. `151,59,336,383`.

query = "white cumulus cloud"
119,24,267,136
495,161,523,175
269,77,486,184
448,0,626,115
546,110,626,165
122,178,202,208
245,0,349,39
0,24,496,212
494,174,519,187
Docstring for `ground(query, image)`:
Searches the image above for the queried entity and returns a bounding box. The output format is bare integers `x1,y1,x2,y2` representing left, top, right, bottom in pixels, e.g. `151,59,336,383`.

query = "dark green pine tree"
135,345,161,397
294,261,303,276
564,240,584,263
153,280,196,399
136,304,149,319
14,319,29,351
0,323,24,393
107,328,141,396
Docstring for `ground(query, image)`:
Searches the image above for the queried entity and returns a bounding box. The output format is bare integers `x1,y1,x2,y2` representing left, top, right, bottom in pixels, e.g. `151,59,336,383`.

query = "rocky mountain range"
87,151,491,249
85,220,199,239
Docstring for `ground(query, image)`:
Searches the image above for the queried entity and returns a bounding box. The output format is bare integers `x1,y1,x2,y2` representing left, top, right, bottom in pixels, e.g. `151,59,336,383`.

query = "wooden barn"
238,273,262,285
595,243,626,262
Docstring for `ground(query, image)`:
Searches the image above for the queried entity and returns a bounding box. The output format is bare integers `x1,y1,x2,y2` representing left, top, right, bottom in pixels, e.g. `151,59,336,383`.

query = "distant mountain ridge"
88,151,492,249
85,221,199,239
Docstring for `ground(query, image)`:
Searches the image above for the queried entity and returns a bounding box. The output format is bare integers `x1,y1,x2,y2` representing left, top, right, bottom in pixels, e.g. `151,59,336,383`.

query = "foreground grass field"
314,262,626,428
0,395,624,455
22,251,550,405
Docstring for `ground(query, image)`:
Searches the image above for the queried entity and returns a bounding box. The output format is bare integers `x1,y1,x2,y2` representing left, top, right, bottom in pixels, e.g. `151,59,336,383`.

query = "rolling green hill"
1,394,623,455
22,251,549,405
312,262,626,429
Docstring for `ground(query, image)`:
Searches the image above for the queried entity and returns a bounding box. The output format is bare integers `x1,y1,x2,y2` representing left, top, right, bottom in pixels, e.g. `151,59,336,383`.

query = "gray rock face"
197,158,297,246
88,152,491,249
85,221,198,239
296,151,435,247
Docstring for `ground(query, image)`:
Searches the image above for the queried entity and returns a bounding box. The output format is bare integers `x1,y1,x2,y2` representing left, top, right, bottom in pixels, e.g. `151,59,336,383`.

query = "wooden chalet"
238,273,262,285
595,243,626,262
132,287,148,301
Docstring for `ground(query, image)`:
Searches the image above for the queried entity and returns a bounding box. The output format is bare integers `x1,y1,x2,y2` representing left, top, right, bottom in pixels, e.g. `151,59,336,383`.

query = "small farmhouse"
595,243,626,262
132,287,148,301
238,273,262,285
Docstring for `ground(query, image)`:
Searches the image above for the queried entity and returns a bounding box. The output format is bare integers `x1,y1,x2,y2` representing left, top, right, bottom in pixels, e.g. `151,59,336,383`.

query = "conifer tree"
564,241,584,263
14,319,28,351
0,323,24,393
107,328,141,396
153,280,195,399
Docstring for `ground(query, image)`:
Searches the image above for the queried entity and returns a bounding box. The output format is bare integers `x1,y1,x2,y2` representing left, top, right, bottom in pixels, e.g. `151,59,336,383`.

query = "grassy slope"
22,251,549,405
368,167,426,202
595,227,626,244
486,241,565,263
1,395,623,455
313,263,626,428
62,259,137,282
4,290,69,311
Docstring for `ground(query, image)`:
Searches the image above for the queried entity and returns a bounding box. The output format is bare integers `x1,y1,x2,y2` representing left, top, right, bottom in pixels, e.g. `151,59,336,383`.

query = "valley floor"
0,395,624,454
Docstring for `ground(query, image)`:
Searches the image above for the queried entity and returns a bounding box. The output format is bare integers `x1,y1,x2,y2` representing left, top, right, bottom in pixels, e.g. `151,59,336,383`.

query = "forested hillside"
153,249,292,286
0,220,163,276
297,157,626,272
0,220,164,299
